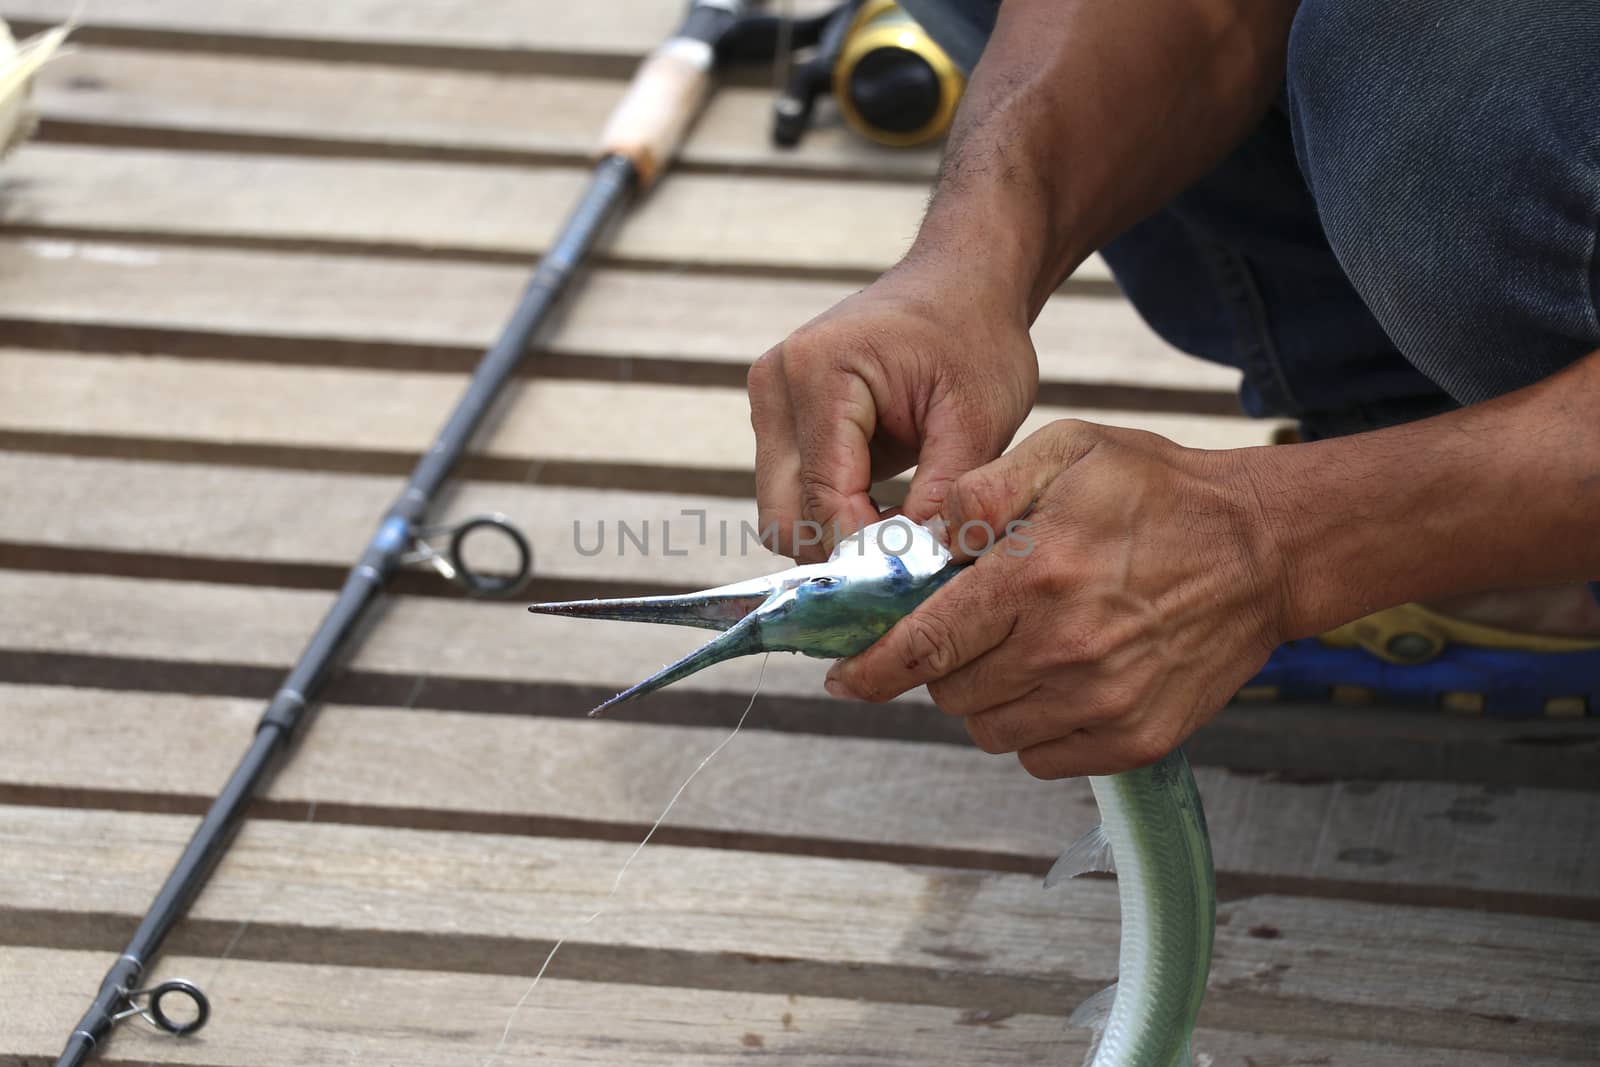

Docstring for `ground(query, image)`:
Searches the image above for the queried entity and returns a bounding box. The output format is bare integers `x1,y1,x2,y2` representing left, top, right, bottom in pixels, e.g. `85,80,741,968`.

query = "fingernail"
824,677,849,699
925,516,949,546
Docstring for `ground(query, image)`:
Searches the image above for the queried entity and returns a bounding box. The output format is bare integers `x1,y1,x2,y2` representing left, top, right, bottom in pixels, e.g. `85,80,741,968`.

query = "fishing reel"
717,1,965,149
774,0,964,148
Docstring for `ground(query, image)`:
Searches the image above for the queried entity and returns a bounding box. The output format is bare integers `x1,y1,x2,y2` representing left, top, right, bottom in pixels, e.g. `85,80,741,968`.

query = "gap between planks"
0,446,1594,782
0,142,1119,285
2,0,838,78
32,46,945,183
12,947,1590,1067
0,236,1243,401
0,348,1270,499
0,560,1594,787
2,684,1597,909
4,809,1599,1059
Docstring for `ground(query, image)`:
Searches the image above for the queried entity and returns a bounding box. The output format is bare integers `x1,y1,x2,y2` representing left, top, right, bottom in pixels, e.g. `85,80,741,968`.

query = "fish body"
530,517,1215,1063
1071,755,1214,1066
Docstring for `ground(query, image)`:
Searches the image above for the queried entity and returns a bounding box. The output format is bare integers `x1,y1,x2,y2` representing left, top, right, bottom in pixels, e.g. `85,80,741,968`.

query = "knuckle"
1052,417,1099,443
747,348,778,391
785,323,846,375
755,504,796,554
1046,418,1111,462
1017,745,1069,781
1076,682,1138,727
898,611,964,678
747,344,797,403
798,477,837,519
1118,729,1173,769
951,472,1008,530
1055,626,1115,666
965,713,1014,755
926,677,978,717
1030,559,1077,601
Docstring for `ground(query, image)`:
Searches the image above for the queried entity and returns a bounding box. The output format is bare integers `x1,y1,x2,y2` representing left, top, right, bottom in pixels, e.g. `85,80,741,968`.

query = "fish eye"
810,576,839,587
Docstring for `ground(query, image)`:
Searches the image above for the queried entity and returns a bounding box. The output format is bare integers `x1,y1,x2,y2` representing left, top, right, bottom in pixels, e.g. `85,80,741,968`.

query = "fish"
530,516,1215,1066
0,15,73,156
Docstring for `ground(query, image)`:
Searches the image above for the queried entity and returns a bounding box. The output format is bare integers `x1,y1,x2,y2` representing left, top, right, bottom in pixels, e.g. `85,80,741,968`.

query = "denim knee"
1286,0,1600,404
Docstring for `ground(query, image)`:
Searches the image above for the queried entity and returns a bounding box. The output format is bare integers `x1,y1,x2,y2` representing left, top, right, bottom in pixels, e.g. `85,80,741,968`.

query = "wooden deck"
3,3,1598,1064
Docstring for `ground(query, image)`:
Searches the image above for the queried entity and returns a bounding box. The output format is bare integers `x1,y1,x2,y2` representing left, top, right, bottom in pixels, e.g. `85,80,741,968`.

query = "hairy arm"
809,1,1600,776
1255,350,1600,637
826,351,1600,779
908,0,1301,320
748,0,1302,559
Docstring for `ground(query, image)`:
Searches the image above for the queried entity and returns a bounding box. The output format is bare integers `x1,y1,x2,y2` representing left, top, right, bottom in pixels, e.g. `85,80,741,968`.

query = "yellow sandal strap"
1320,602,1600,665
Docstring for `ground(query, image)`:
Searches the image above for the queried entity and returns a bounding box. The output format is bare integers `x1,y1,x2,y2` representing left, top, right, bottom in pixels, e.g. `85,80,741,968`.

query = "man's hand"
824,420,1289,778
747,264,1038,561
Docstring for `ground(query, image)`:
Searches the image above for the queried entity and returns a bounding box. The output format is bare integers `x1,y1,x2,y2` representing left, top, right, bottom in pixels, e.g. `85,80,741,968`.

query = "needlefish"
529,517,1215,1066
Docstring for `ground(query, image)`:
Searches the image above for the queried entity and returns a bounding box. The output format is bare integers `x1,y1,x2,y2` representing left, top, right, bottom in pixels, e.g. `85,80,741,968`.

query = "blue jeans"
905,0,1600,440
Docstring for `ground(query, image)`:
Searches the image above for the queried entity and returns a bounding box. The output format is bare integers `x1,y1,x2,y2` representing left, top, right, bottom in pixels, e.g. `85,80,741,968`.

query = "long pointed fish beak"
531,518,958,716
584,614,766,716
528,566,819,632
528,563,823,715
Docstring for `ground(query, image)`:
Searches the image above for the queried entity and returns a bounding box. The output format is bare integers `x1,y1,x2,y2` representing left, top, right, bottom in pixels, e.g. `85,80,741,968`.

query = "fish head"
528,517,959,713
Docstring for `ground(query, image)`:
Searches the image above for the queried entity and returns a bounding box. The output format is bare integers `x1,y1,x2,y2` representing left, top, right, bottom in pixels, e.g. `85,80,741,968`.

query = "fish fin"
1044,823,1115,887
1068,982,1117,1067
1067,981,1116,1029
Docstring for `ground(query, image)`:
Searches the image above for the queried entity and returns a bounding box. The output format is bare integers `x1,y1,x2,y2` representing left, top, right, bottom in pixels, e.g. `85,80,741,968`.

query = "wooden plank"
36,46,944,180
3,682,1597,907
3,0,686,70
0,237,1242,396
9,947,1073,1067
14,948,1589,1067
0,348,756,472
0,453,770,588
5,807,1599,1058
0,349,1270,490
1,452,1592,788
0,142,1115,283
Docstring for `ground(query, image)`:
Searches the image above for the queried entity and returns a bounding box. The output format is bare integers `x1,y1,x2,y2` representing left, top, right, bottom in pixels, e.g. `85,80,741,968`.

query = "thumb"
903,414,1016,526
937,420,1101,561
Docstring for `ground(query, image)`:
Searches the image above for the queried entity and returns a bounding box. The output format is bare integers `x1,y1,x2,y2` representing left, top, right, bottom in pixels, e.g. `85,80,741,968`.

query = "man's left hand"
824,419,1290,778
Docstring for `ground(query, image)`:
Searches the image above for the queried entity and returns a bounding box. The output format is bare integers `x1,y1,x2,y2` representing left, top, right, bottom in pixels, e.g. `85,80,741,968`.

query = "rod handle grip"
597,37,713,189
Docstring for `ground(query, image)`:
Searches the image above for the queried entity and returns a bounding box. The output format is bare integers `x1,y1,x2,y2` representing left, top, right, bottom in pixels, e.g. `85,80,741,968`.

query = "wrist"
902,152,1086,326
890,209,1057,335
1232,432,1460,641
1222,441,1363,643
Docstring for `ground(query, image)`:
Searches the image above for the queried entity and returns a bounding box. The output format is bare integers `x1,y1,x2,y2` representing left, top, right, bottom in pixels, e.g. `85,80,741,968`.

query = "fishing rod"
51,2,761,1063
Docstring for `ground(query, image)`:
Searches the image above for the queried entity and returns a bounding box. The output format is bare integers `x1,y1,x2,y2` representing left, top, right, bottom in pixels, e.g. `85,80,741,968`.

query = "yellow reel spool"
833,0,965,147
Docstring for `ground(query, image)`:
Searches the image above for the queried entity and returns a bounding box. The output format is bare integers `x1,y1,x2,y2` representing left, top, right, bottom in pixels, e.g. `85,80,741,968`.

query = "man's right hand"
747,262,1039,562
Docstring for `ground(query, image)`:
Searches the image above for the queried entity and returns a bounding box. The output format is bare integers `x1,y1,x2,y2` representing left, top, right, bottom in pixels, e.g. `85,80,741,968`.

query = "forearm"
1247,350,1600,637
904,0,1299,320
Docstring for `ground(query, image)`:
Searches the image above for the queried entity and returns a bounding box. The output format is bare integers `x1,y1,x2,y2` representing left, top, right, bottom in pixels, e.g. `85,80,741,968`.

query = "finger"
825,560,1018,702
1014,723,1175,780
790,360,883,560
901,393,1016,525
959,693,1068,755
747,349,808,557
942,662,1131,742
938,419,1104,561
925,640,1038,717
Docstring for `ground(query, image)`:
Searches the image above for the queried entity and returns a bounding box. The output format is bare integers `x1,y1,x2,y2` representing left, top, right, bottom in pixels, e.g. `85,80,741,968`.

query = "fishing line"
175,671,426,1064
479,4,789,1058
130,793,322,1067
481,652,772,1066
